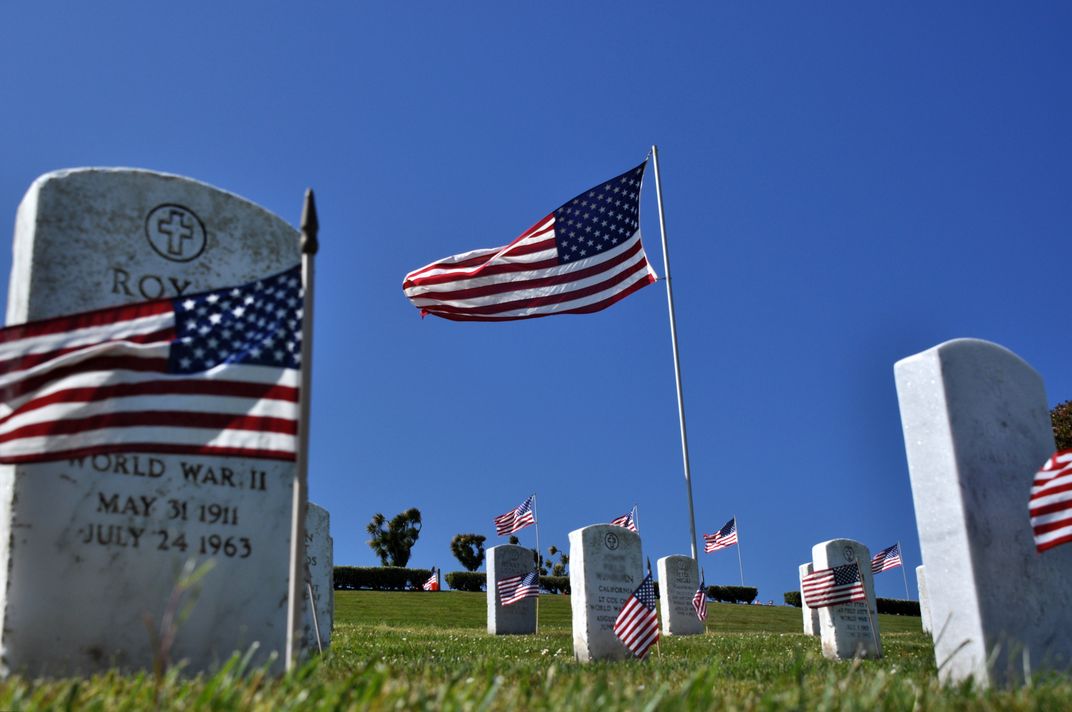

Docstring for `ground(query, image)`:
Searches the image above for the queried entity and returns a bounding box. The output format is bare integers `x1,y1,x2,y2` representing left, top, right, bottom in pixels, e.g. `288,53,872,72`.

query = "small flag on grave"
614,564,659,659
1030,449,1072,553
0,266,302,464
703,517,738,553
422,567,439,591
494,495,536,536
402,162,657,321
498,571,540,606
801,562,866,609
611,505,639,533
692,569,708,622
870,544,903,574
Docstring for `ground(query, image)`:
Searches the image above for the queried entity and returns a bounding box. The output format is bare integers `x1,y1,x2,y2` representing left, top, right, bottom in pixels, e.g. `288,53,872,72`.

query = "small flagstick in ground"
532,493,540,635
734,515,745,586
651,145,701,561
286,188,318,672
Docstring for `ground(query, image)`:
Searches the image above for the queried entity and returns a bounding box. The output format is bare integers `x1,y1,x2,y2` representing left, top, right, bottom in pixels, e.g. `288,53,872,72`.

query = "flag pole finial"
301,188,319,255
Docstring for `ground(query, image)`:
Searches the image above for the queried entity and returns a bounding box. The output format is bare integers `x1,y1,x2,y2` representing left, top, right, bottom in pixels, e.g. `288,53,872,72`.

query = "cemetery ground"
0,593,1071,710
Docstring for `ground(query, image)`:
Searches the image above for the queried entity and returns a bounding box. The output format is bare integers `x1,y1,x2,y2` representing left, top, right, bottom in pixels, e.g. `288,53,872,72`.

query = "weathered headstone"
568,524,643,661
303,502,333,651
486,544,537,635
895,338,1072,686
799,562,819,636
0,168,300,675
656,555,704,636
811,539,881,660
916,565,932,635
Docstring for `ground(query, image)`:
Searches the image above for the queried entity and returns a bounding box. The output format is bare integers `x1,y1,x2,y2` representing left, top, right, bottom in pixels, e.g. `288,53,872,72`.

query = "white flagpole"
898,541,911,600
532,493,540,634
286,189,318,671
734,516,745,586
651,145,700,561
633,504,640,534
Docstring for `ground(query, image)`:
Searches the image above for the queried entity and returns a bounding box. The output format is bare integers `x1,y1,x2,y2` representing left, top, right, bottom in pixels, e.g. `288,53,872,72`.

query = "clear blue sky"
2,3,1071,603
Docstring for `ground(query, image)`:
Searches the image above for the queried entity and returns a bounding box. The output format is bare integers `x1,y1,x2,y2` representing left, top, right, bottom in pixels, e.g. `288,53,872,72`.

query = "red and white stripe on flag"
1030,449,1072,552
801,563,866,609
0,268,302,464
614,572,659,659
402,163,657,321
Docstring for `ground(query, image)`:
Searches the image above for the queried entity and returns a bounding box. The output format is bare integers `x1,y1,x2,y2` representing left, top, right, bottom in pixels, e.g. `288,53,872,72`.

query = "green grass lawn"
1,590,1070,710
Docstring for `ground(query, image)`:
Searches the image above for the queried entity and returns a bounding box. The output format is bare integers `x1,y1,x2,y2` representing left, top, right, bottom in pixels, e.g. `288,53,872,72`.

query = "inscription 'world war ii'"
145,204,206,263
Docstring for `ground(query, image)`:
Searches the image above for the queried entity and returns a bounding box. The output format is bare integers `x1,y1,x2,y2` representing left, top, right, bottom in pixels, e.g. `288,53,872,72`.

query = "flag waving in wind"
498,571,540,606
0,266,303,464
422,568,439,591
801,562,866,609
870,544,903,574
611,505,639,533
494,495,536,536
403,162,657,321
692,569,708,622
1030,449,1072,552
703,517,738,553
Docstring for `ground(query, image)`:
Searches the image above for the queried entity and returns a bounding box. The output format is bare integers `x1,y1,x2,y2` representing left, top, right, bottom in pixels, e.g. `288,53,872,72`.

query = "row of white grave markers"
486,523,709,661
895,338,1072,687
0,169,333,676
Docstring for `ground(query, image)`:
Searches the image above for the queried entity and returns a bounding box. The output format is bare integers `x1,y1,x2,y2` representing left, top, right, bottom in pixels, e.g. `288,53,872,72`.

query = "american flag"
1030,449,1072,552
402,163,657,321
801,562,866,609
692,570,708,622
0,266,302,464
614,568,660,659
422,568,439,591
611,505,638,533
498,571,540,606
870,544,903,574
703,517,738,553
494,495,536,536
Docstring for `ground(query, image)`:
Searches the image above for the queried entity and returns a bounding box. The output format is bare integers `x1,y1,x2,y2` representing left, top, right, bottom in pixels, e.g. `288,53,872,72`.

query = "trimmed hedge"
877,598,921,616
333,566,433,590
445,571,485,592
782,591,921,616
541,575,570,595
706,585,758,604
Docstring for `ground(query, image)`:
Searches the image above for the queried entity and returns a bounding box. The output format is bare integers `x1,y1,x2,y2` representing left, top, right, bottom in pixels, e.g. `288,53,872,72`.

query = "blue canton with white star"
168,266,303,373
635,573,657,611
554,162,645,264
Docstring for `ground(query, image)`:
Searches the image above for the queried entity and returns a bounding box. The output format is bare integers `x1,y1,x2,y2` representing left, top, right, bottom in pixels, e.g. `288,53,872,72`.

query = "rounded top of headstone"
9,167,300,323
812,538,869,566
657,554,694,564
20,167,291,227
895,338,1041,381
488,543,535,555
568,523,642,551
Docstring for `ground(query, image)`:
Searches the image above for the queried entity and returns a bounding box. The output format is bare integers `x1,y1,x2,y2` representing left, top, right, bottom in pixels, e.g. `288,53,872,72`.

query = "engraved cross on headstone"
157,209,194,257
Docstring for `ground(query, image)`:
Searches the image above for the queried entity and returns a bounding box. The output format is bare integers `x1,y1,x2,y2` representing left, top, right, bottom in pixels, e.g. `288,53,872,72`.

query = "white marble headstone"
916,565,932,635
0,169,300,675
303,502,333,651
656,555,704,636
486,545,537,635
799,562,819,636
895,338,1072,686
811,539,882,660
568,524,643,662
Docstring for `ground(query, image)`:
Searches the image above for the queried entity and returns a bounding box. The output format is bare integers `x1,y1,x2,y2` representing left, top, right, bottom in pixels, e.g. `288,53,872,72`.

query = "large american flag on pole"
0,266,302,464
703,517,738,553
801,562,866,609
402,163,657,321
494,495,536,536
614,568,660,659
870,544,903,574
1030,449,1072,553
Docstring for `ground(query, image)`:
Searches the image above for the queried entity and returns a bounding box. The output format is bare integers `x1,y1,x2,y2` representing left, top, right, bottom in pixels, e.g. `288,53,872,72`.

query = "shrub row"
333,566,434,590
705,585,758,604
444,571,485,592
782,591,921,616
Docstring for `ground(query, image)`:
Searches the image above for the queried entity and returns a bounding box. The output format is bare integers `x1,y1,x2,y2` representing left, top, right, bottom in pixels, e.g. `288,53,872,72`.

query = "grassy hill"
0,590,1069,710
